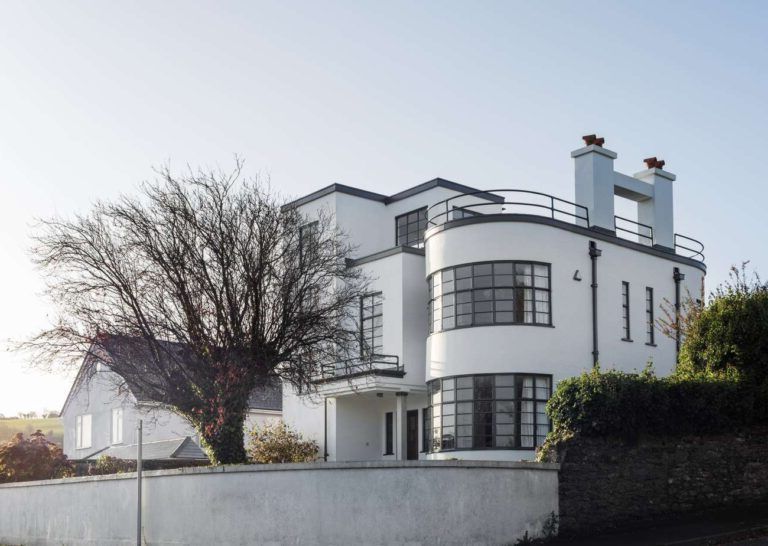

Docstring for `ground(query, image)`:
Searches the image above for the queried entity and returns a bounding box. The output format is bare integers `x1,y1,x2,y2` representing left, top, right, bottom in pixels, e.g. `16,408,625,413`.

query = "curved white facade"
282,138,709,464
424,217,705,460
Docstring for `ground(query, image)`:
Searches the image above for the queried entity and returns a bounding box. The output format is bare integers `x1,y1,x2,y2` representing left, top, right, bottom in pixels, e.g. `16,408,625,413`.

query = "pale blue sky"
1,1,766,415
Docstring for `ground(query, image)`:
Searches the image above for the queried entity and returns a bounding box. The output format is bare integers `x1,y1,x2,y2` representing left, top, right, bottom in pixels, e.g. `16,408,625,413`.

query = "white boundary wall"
0,461,558,546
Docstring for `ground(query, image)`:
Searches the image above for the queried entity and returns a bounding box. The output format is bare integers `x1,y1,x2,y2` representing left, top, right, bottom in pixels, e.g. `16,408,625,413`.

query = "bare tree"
26,161,366,464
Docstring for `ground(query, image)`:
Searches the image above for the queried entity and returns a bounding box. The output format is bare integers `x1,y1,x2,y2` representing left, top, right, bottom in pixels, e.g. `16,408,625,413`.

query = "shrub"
676,264,768,384
247,421,318,464
545,368,767,441
0,430,73,483
89,455,136,475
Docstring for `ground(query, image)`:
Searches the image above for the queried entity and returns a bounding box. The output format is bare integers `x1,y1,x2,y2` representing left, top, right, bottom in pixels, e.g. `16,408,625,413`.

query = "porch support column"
395,392,408,461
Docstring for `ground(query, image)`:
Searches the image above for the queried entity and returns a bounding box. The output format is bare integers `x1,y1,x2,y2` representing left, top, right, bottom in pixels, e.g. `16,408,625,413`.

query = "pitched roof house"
60,335,282,461
281,136,706,462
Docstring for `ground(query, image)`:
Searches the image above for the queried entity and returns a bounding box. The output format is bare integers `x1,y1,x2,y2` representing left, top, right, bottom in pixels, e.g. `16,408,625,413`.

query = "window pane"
456,377,473,388
473,263,492,276
475,376,493,399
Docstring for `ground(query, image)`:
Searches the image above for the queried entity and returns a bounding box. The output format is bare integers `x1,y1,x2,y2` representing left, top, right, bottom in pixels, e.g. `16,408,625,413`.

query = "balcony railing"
674,233,705,263
425,188,705,264
313,354,403,383
614,215,654,246
426,189,590,228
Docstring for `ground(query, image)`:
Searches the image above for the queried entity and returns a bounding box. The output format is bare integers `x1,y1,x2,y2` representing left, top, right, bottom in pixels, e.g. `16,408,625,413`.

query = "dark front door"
406,410,419,460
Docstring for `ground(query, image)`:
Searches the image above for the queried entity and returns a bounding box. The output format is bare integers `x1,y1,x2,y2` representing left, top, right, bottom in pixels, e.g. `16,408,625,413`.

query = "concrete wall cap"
633,167,677,181
0,459,560,488
570,144,618,159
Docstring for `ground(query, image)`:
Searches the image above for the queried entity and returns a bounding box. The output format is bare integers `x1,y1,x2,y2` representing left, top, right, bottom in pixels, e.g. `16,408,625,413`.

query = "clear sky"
1,1,766,415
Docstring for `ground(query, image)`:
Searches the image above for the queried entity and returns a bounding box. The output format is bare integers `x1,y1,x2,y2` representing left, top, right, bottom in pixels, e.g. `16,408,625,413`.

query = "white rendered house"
61,336,282,461
283,136,706,462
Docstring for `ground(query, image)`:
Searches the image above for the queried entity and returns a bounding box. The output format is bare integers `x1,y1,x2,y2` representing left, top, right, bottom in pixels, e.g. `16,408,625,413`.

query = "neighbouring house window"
299,221,319,265
422,407,430,453
384,412,394,455
622,281,631,341
360,293,383,357
428,262,551,333
428,374,552,452
395,207,427,248
76,414,92,449
111,408,123,444
646,287,655,345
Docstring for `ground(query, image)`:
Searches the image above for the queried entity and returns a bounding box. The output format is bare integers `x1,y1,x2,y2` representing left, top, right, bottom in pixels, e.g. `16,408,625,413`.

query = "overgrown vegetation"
25,161,368,465
540,264,768,457
0,431,73,483
88,455,136,475
247,421,318,464
676,264,768,384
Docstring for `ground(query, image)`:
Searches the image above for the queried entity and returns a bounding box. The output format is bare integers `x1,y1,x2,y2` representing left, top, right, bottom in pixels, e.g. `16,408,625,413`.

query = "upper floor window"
645,287,655,345
111,407,123,444
427,373,551,453
621,281,631,341
360,292,383,357
76,414,92,449
299,221,319,265
428,261,551,333
395,208,427,249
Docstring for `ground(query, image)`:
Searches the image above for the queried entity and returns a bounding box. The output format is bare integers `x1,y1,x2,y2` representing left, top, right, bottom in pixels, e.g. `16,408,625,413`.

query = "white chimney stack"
571,135,676,250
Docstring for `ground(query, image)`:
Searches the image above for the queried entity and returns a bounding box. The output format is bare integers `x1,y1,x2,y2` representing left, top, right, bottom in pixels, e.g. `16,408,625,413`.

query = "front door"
406,410,419,460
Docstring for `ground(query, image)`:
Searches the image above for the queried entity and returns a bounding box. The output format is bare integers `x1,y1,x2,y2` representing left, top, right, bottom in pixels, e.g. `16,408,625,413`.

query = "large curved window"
428,261,551,333
427,374,551,452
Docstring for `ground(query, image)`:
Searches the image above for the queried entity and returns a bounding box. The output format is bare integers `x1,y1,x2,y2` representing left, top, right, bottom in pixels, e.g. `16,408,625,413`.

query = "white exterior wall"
425,221,704,384
61,370,198,459
288,175,705,464
63,369,282,459
0,461,559,546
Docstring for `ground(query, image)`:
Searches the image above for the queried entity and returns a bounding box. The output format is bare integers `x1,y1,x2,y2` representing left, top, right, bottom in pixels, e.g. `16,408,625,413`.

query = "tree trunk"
197,409,248,465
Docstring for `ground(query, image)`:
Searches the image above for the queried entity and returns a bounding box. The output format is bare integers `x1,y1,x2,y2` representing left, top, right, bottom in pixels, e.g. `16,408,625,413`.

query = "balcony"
426,189,704,263
312,354,404,384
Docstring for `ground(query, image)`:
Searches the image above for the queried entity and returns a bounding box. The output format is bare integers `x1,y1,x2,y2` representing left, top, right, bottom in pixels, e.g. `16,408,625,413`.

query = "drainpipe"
673,267,685,356
589,241,602,367
323,397,328,462
136,419,143,546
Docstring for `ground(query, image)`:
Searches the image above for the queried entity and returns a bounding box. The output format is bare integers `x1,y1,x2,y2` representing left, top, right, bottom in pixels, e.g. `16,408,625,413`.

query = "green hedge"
546,368,768,439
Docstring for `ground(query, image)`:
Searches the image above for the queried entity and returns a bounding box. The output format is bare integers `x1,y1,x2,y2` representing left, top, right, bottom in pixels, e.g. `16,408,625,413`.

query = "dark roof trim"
282,183,387,211
425,214,707,273
384,178,504,205
282,178,503,211
348,245,425,267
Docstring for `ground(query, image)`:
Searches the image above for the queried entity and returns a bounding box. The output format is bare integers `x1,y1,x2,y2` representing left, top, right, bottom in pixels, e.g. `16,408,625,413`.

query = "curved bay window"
427,374,552,452
428,261,551,333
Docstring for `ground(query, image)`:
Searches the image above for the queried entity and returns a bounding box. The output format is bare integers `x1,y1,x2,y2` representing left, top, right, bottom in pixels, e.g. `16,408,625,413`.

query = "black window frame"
621,281,632,341
298,221,319,266
427,373,552,453
421,407,430,453
384,412,394,455
645,286,655,346
360,292,383,358
395,207,428,249
428,261,552,334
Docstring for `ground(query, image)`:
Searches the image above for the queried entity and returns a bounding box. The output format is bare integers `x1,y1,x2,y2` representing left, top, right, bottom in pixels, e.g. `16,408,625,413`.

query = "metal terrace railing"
425,188,705,263
674,233,705,263
313,354,403,383
614,215,654,246
426,189,590,228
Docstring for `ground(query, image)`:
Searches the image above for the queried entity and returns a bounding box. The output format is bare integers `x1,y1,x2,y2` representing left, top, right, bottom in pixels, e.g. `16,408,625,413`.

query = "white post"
635,166,676,249
571,142,618,231
395,393,408,460
137,419,143,546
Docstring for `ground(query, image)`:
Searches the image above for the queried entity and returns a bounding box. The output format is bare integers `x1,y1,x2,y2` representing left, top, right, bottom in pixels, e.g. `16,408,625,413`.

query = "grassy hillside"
0,418,63,446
